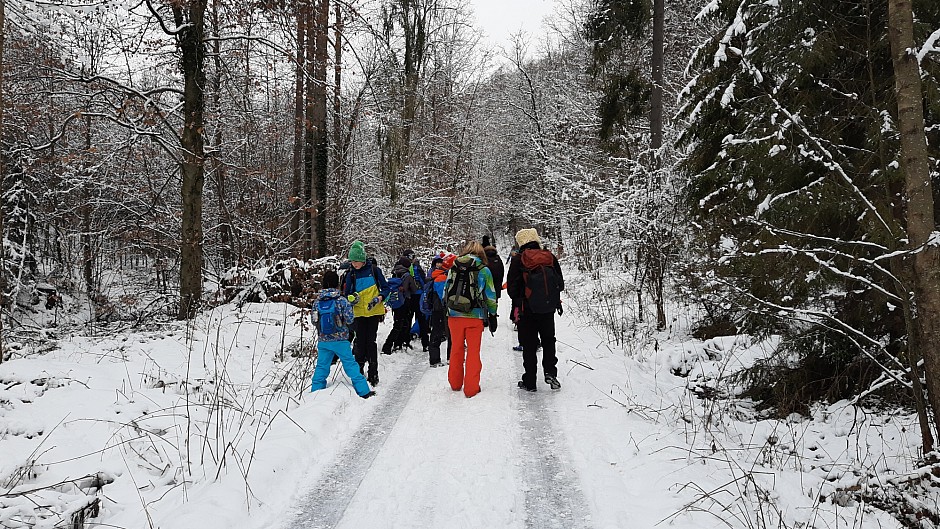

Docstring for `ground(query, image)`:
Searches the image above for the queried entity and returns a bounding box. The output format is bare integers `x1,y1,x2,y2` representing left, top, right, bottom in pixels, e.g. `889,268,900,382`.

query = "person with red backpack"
506,228,564,392
381,256,419,354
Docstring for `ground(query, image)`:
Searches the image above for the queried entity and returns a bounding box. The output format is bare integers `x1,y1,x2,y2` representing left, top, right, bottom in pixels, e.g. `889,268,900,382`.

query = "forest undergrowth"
0,259,937,528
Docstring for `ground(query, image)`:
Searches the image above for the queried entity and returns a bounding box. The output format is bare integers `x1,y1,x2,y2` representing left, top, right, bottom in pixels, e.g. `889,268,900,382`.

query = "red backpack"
521,249,561,313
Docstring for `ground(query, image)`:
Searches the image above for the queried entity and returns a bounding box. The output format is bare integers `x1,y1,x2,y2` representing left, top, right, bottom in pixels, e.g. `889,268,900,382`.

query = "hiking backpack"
314,297,346,335
445,257,485,313
420,284,444,316
521,249,561,314
385,276,407,310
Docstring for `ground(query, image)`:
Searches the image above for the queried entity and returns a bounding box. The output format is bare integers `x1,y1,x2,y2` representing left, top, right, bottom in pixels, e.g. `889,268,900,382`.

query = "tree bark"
333,2,343,181
303,0,315,258
82,116,95,308
292,4,305,250
0,0,5,363
888,0,940,453
211,0,232,267
650,0,664,156
313,0,329,258
174,0,208,319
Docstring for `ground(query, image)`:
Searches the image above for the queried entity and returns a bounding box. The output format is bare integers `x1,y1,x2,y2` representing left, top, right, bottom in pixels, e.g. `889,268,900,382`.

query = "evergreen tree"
679,0,940,417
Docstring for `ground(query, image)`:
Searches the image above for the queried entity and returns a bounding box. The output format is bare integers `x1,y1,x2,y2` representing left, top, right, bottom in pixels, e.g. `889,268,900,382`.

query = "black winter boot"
544,375,561,390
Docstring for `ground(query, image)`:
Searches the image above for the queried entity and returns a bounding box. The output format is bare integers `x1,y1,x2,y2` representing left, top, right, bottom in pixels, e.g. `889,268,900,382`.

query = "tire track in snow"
516,357,594,529
287,353,426,529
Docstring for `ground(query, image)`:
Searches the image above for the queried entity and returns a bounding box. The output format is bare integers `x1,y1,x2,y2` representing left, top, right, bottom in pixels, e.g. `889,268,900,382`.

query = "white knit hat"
515,228,542,248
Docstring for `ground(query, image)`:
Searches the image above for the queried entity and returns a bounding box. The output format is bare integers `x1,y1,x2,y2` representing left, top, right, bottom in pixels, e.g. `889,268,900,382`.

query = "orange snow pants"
448,317,485,397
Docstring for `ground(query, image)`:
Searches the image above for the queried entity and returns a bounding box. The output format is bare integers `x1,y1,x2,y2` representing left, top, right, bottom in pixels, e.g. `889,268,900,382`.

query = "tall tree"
888,0,940,451
0,0,5,364
650,0,663,155
292,2,306,250
209,0,232,267
333,1,343,179
170,0,209,319
302,0,329,259
313,0,329,257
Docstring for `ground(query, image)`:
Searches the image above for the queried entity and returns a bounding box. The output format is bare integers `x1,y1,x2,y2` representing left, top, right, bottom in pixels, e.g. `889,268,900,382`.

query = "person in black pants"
424,254,452,366
401,249,430,351
342,241,391,386
382,256,419,353
506,228,564,392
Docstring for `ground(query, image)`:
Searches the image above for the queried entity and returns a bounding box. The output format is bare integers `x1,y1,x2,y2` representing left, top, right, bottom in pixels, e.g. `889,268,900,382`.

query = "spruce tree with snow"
678,0,940,420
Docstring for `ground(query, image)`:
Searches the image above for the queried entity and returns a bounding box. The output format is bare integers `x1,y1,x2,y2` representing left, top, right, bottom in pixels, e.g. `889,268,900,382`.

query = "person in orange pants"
444,241,498,398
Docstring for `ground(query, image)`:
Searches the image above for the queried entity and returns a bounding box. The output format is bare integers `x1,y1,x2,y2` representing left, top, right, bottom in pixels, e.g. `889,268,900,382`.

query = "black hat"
402,249,415,260
322,270,339,289
397,256,412,268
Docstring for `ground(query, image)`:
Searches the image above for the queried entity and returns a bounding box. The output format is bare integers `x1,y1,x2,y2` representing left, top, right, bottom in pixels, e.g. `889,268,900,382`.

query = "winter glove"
556,305,564,316
488,314,498,334
347,293,361,305
367,296,382,310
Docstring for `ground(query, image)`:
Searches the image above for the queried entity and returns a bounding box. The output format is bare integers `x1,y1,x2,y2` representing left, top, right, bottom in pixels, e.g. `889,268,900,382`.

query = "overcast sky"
469,0,556,53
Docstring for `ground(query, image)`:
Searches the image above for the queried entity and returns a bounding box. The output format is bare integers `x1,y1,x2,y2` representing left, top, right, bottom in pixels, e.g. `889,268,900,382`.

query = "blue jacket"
342,260,391,318
313,289,355,342
409,262,427,291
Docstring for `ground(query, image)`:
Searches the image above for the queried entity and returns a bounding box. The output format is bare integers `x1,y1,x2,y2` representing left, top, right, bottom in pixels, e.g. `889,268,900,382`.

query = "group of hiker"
308,228,565,400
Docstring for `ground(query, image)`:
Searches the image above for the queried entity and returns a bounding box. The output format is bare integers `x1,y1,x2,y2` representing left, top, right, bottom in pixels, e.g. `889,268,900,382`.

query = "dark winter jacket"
506,241,564,314
391,263,419,300
483,245,504,299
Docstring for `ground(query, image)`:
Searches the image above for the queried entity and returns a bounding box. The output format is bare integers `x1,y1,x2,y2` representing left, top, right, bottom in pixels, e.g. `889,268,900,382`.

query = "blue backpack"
315,298,346,335
420,285,443,316
386,276,406,309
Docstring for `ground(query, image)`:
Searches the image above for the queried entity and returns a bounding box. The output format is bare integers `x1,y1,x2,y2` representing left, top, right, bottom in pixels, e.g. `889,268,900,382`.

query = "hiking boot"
367,374,379,386
430,361,444,368
517,380,536,392
512,345,524,351
360,391,376,399
544,375,561,390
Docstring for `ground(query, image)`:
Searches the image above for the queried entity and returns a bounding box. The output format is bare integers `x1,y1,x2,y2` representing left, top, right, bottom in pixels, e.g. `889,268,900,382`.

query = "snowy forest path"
283,300,594,529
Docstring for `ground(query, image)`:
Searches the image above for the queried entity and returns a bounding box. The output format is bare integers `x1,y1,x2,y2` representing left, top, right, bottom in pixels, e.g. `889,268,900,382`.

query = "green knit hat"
348,240,367,262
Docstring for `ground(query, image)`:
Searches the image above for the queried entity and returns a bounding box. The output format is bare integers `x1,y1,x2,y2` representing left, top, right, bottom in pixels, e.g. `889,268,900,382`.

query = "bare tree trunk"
330,2,344,243
292,5,305,250
650,0,663,155
313,0,329,258
82,114,95,305
332,2,343,180
650,0,667,330
888,0,940,453
303,0,315,259
211,0,232,267
174,0,208,319
0,0,5,363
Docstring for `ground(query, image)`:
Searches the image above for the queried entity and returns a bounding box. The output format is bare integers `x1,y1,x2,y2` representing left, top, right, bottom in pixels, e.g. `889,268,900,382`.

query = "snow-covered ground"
0,271,921,528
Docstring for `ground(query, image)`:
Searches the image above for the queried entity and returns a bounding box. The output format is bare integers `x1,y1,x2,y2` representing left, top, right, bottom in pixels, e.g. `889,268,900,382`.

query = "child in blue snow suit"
310,270,375,399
